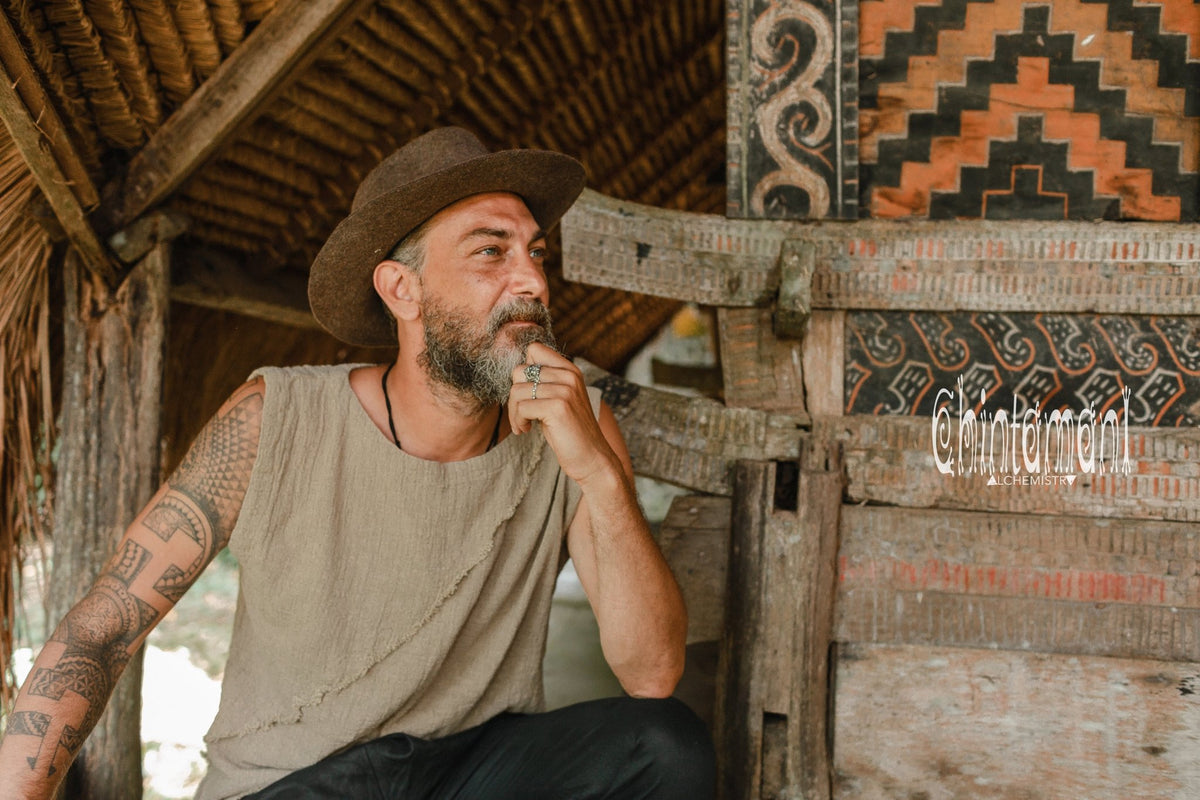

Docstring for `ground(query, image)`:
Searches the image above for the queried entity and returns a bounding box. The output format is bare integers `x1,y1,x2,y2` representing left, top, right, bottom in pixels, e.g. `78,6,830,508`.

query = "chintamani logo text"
931,378,1133,487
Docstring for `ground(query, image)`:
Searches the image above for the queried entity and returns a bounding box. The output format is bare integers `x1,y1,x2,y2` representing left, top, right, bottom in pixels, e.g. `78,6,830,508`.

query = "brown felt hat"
309,127,586,346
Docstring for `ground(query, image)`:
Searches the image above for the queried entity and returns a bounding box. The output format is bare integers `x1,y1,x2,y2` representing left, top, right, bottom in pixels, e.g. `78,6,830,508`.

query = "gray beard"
418,296,556,409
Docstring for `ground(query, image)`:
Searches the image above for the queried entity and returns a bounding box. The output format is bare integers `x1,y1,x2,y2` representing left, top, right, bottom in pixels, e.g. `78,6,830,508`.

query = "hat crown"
352,127,488,212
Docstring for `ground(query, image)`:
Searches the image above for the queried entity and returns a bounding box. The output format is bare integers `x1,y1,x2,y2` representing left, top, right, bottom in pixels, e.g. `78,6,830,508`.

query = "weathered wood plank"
657,495,731,645
727,0,859,220
717,307,806,414
820,416,1200,522
107,0,374,230
716,445,843,800
580,361,807,495
49,245,169,797
833,644,1200,800
171,247,320,331
812,221,1200,314
559,190,1200,313
561,188,794,306
836,506,1200,661
802,310,844,417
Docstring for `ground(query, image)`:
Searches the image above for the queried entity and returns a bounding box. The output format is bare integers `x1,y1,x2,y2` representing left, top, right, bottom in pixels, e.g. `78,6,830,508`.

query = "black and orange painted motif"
845,311,1200,425
860,0,1200,221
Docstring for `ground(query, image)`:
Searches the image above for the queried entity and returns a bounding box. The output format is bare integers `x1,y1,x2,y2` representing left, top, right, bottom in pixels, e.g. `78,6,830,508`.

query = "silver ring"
531,382,538,400
524,364,542,383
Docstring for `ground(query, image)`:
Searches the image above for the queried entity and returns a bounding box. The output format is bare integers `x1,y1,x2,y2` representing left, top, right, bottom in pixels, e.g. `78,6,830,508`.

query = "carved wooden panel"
844,311,1200,427
836,506,1200,661
727,0,859,219
860,0,1200,221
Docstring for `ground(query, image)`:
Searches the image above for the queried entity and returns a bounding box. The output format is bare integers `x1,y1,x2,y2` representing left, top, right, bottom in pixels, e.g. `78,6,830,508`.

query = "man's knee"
618,696,716,798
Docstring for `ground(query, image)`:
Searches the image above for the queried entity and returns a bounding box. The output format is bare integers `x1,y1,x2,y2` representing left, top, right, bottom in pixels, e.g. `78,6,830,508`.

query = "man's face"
413,193,556,406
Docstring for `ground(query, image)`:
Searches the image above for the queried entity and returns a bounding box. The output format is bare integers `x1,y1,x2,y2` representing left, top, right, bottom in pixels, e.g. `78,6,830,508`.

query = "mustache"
487,300,554,336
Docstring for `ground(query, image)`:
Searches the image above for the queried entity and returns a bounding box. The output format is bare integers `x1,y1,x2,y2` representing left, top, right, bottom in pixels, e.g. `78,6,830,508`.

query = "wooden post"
716,441,844,800
48,242,170,799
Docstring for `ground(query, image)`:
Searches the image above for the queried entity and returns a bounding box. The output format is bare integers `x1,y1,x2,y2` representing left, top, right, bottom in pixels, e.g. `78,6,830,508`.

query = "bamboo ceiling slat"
43,0,143,147
298,73,393,130
245,120,348,180
88,0,162,131
343,20,437,101
127,0,196,104
378,0,460,64
2,1,102,168
332,39,418,113
185,176,293,228
172,0,222,77
174,196,280,240
281,83,376,144
239,0,278,22
562,0,601,57
201,161,314,210
187,218,263,255
422,1,480,55
207,0,245,56
602,84,724,198
220,141,323,196
269,103,363,160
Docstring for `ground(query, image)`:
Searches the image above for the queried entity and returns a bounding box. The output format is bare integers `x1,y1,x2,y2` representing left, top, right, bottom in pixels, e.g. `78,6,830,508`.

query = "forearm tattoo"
9,383,263,777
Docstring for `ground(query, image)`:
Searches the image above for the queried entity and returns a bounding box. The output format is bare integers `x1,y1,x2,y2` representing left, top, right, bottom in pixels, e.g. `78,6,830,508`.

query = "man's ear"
373,260,421,322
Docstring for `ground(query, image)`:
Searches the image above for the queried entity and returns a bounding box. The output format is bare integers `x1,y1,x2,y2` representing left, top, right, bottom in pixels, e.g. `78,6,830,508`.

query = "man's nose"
510,250,549,299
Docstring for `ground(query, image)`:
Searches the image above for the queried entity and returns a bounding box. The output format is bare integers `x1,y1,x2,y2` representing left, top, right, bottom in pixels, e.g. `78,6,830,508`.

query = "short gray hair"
387,217,432,272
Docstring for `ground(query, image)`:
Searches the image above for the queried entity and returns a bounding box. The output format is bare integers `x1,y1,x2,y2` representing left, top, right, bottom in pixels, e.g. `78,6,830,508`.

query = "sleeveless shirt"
195,364,593,799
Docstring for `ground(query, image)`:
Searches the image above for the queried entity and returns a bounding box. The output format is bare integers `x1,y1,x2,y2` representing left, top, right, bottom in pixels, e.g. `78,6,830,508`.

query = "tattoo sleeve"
0,379,264,787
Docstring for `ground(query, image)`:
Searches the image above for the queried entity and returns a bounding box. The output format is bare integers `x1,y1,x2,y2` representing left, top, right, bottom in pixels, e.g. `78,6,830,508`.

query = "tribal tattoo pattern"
9,381,264,778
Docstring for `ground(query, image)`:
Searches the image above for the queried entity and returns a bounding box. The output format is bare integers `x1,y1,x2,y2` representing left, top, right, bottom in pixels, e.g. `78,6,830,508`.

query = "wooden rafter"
106,0,377,232
0,13,117,282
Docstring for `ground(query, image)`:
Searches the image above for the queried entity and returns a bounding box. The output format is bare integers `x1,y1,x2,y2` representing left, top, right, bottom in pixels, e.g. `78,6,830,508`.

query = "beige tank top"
195,364,593,799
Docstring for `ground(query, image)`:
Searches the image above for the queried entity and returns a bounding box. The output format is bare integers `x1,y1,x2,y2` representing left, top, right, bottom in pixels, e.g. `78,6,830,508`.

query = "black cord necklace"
381,362,502,453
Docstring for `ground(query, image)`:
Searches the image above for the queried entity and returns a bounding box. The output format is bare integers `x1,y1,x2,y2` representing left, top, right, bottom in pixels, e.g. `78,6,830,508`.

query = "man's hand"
510,343,687,697
507,342,623,489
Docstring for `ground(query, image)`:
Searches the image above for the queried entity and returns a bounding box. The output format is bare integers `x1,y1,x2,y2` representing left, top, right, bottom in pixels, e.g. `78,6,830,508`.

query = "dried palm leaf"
0,127,55,708
42,0,145,146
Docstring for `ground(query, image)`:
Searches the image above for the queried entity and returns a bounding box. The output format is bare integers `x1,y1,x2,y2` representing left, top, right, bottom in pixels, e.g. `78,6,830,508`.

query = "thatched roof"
0,0,727,698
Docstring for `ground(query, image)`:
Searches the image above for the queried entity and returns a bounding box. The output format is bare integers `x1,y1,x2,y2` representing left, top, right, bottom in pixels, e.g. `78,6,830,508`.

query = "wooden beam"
715,445,843,800
107,0,375,231
560,192,1200,313
561,188,796,306
50,245,169,795
171,248,320,331
579,360,808,495
0,30,116,282
821,416,1200,522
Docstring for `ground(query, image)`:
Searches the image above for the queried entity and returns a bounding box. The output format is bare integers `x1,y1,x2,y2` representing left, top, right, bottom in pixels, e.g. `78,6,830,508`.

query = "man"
0,128,715,798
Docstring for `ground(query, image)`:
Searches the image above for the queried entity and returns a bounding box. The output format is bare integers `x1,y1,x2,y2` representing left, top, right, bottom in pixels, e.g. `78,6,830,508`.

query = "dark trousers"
245,696,715,799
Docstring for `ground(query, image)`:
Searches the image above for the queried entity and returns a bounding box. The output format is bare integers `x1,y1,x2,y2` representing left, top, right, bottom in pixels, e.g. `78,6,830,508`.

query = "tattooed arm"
0,378,264,798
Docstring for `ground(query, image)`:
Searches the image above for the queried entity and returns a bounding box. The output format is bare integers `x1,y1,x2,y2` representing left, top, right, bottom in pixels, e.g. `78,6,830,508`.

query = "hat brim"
309,149,586,347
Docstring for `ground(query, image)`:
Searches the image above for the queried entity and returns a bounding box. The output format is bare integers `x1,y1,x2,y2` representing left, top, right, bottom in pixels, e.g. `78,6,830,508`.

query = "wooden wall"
566,0,1199,796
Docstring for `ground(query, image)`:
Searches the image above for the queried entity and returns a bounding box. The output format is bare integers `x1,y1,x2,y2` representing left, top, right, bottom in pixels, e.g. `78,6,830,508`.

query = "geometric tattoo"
110,540,151,586
169,392,262,544
16,383,263,778
152,565,189,603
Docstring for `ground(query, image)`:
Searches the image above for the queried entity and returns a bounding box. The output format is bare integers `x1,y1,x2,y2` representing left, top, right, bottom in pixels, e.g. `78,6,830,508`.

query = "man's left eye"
530,247,547,259
480,246,501,256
